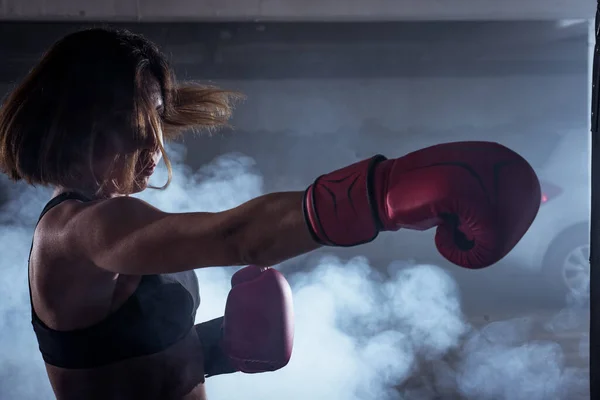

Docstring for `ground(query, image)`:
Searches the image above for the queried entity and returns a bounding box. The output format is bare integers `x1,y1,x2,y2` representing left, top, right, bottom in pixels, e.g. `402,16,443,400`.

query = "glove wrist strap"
303,155,387,247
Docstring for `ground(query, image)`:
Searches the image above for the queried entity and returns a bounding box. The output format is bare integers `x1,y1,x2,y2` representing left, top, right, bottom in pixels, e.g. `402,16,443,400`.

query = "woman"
0,27,540,399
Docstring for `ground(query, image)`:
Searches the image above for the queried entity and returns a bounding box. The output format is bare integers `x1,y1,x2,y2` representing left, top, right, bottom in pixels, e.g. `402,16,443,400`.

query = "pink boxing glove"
304,141,541,269
222,265,294,373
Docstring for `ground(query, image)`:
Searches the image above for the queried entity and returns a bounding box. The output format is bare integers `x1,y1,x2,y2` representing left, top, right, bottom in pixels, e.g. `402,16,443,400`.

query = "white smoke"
0,182,55,399
0,144,589,399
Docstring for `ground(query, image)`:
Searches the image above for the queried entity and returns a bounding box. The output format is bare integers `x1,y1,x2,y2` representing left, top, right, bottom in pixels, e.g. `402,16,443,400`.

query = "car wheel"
542,225,590,301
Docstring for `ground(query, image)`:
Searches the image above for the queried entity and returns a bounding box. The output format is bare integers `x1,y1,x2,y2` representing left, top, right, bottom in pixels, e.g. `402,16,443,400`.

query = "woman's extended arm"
64,192,318,274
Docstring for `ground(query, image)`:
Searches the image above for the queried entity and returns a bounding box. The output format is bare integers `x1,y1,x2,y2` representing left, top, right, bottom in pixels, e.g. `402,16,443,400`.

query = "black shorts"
195,317,238,378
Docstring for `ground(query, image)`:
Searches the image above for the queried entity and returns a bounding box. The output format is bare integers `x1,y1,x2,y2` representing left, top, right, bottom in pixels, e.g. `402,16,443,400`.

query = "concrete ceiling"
0,0,595,22
0,21,587,83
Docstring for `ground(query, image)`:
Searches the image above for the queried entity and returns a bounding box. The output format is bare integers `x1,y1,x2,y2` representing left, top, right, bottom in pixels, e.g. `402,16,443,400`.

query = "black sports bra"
29,192,201,369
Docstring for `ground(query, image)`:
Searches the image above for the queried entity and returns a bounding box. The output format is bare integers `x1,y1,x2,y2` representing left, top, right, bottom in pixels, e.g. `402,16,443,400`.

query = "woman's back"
29,193,207,399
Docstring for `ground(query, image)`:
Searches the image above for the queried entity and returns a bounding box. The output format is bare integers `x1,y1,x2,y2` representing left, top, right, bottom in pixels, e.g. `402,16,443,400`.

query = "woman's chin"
132,176,151,193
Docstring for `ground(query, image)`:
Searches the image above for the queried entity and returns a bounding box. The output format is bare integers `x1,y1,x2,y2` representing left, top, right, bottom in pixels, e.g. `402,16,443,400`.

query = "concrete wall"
0,0,595,21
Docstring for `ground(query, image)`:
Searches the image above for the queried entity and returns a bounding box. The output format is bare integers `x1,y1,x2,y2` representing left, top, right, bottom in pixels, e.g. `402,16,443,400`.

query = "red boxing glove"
304,141,541,269
222,265,294,373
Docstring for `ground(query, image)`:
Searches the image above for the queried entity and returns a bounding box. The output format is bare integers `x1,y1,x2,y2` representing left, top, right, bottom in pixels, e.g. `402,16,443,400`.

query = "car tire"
541,224,590,301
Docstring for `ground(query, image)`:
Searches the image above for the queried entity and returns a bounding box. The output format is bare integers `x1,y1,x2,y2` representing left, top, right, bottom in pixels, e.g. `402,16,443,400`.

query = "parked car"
506,130,590,299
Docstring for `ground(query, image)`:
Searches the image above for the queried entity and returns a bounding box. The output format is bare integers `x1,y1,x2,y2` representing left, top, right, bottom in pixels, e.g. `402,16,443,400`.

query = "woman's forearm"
217,191,320,267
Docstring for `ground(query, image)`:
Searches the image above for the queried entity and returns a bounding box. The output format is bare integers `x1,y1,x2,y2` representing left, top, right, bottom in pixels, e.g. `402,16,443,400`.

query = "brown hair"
0,27,242,194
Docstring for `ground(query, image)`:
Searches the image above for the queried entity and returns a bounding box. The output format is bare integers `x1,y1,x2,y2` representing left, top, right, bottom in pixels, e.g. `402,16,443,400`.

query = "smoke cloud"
0,144,589,399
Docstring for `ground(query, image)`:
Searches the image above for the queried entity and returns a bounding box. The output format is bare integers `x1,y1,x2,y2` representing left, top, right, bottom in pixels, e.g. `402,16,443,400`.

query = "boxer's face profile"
90,84,166,197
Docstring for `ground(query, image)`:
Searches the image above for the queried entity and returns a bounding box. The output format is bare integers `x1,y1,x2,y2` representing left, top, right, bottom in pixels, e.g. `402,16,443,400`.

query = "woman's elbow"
228,236,265,267
221,228,274,268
